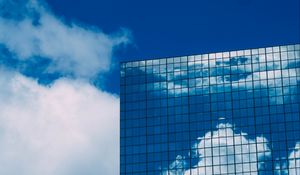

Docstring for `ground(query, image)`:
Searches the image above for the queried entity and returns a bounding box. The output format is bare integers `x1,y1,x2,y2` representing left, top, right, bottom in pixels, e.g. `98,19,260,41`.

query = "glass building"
120,44,300,175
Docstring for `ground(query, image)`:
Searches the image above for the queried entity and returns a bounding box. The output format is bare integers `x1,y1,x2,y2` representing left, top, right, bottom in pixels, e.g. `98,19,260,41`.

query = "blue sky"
47,0,300,93
0,0,299,175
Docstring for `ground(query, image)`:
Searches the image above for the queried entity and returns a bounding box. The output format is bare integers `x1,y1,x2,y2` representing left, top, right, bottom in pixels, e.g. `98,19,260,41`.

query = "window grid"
121,44,300,175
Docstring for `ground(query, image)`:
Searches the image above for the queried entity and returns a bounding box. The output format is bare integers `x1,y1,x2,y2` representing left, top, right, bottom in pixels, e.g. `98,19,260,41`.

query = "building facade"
120,44,300,175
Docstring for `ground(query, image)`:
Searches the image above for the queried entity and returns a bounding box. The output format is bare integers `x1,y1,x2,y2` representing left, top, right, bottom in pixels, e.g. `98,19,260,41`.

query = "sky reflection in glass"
121,44,300,175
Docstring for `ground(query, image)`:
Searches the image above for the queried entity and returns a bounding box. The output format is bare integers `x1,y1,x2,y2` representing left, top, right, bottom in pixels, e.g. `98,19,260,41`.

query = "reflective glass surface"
120,44,300,175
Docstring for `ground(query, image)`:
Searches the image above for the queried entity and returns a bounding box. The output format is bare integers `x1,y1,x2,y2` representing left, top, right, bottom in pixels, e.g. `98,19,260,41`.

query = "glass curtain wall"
120,44,300,175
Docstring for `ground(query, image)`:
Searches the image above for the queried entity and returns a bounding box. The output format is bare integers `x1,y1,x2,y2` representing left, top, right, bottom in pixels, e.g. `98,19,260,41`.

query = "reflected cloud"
162,123,271,175
289,142,300,175
121,45,300,174
136,49,300,105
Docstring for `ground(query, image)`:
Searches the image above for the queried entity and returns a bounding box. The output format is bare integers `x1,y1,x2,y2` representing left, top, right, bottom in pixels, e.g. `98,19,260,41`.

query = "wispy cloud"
140,48,299,103
0,0,130,79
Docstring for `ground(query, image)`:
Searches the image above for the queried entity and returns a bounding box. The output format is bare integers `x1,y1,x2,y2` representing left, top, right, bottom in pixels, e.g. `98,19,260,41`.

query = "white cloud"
0,68,119,175
0,0,127,174
0,0,130,79
162,123,271,175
